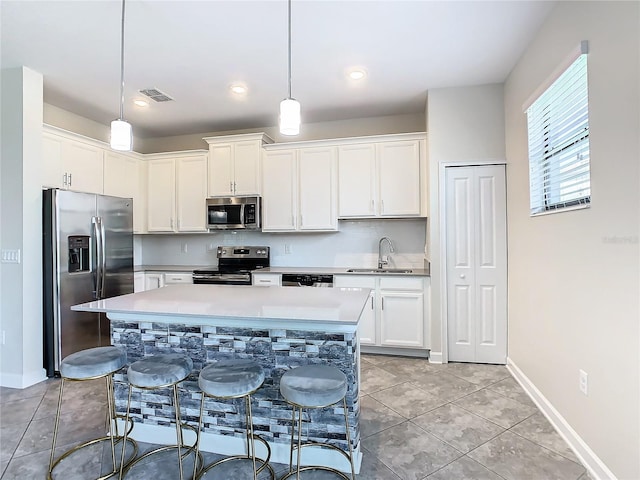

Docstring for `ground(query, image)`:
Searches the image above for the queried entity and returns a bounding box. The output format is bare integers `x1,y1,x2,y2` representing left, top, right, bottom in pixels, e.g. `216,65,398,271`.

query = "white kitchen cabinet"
334,274,429,349
204,133,273,196
144,273,165,290
42,128,104,194
104,150,146,234
146,152,208,233
147,158,176,232
338,137,425,218
262,146,337,232
134,272,145,293
163,273,193,284
252,272,282,286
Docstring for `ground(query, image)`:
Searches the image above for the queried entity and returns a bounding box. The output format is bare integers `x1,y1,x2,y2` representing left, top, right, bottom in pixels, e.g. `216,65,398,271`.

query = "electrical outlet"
181,242,188,254
284,244,292,254
207,242,216,252
579,369,588,395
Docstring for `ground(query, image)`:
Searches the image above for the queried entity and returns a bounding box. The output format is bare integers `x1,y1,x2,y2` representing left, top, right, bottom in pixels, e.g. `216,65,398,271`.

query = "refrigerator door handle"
99,216,106,299
91,216,101,299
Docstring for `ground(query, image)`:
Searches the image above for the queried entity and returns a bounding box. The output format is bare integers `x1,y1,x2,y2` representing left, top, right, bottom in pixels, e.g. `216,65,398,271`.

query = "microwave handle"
240,203,245,224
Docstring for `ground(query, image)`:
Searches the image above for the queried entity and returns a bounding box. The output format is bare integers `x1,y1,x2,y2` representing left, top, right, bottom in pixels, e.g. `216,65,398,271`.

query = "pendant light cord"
119,0,126,120
287,0,292,99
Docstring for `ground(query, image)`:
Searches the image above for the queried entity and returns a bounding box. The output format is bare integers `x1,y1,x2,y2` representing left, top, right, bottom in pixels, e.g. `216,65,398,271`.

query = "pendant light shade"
110,0,132,151
279,0,300,136
110,119,132,151
279,97,300,136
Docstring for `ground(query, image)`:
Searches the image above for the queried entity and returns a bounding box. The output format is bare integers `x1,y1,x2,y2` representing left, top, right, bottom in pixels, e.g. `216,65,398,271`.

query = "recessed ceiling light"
133,99,148,107
230,84,248,95
348,69,367,80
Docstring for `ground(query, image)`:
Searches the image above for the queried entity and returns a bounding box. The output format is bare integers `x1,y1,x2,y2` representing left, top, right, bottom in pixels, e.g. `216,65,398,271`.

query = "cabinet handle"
233,181,237,193
62,172,67,186
230,181,233,193
381,199,385,213
370,297,374,309
259,279,270,283
300,215,303,227
170,218,174,229
371,199,374,212
460,274,465,279
68,173,72,186
382,298,384,310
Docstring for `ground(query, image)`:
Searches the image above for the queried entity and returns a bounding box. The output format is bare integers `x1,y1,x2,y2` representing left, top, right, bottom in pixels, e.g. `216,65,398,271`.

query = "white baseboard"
507,357,616,480
114,419,362,474
428,351,443,364
361,346,428,358
0,368,47,388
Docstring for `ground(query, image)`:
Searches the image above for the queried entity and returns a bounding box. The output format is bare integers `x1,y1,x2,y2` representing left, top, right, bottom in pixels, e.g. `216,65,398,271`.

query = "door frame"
438,160,507,364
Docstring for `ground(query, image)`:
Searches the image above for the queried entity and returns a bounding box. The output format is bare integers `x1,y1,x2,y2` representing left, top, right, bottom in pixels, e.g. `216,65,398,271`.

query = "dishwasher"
281,273,333,287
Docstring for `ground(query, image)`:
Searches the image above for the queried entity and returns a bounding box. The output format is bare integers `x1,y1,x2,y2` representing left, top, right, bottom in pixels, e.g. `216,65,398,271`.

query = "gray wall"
504,2,639,478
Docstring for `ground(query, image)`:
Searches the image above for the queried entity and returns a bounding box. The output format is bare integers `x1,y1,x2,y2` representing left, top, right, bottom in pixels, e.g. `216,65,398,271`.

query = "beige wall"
504,2,639,478
426,84,505,358
0,67,47,387
43,103,112,144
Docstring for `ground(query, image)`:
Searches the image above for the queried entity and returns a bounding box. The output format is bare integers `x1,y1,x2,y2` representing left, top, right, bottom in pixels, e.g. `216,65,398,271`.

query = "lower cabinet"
334,275,428,349
135,271,193,292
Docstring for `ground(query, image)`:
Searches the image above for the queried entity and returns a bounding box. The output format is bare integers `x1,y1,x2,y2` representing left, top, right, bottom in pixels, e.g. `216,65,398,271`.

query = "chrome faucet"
378,237,394,269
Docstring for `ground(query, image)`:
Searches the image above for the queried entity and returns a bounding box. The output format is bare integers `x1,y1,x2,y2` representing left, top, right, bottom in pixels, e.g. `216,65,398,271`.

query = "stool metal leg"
245,395,257,480
119,385,133,480
343,397,355,480
172,383,185,480
296,406,303,480
48,378,66,476
288,406,296,472
193,392,205,480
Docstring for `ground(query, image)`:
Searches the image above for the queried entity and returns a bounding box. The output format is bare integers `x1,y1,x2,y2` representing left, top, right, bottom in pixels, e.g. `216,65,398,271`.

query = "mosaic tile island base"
72,284,370,472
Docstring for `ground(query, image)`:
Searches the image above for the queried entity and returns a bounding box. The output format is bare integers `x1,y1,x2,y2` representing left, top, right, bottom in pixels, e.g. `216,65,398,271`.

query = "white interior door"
445,165,507,364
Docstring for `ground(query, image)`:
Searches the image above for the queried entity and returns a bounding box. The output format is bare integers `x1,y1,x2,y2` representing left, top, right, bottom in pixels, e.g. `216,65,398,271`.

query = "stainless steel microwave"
206,196,261,230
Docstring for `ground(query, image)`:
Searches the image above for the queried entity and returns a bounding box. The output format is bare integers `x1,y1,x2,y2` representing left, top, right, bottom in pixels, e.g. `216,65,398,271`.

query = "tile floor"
0,354,593,479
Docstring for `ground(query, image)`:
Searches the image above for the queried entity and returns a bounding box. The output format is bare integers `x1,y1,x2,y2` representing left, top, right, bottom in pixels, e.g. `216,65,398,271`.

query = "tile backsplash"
138,218,427,268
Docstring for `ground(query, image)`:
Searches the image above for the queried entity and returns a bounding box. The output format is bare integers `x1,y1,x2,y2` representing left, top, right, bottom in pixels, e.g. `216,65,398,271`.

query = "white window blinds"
526,53,591,215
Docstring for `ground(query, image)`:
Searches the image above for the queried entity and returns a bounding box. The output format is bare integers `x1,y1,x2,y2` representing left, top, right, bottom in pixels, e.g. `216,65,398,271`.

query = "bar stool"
279,365,355,480
193,359,275,479
119,353,199,480
48,346,137,480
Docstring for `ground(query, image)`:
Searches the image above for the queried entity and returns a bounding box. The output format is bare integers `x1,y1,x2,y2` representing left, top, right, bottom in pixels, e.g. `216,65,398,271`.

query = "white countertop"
72,284,370,325
257,266,431,276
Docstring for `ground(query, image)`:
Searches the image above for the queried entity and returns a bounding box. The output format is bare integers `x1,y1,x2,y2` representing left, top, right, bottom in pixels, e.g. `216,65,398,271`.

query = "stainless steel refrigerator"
43,189,133,377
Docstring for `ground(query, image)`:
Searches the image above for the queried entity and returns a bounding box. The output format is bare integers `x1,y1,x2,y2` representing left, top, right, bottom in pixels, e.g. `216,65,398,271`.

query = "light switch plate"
1,249,21,264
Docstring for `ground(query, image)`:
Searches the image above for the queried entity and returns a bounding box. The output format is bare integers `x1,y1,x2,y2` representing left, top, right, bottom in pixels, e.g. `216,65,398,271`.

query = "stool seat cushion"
60,346,127,380
127,354,193,388
280,365,347,407
199,359,265,397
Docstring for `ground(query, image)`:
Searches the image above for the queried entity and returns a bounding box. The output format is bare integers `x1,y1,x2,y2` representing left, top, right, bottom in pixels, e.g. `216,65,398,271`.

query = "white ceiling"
1,0,555,138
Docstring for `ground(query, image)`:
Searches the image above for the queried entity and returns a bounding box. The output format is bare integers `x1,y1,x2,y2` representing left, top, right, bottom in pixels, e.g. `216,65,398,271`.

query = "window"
526,48,590,215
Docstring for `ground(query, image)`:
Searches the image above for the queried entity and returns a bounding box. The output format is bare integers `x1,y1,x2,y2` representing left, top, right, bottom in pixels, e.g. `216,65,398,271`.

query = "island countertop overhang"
72,284,371,333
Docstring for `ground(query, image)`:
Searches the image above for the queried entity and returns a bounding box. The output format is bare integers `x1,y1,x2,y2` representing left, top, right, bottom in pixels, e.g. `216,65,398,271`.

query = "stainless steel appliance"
206,196,261,230
281,274,334,287
43,189,133,377
192,246,269,285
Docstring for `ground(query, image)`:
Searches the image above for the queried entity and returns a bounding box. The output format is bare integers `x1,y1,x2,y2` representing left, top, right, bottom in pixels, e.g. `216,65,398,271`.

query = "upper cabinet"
262,145,338,232
103,150,146,234
146,151,208,233
43,127,104,194
338,135,427,218
204,133,273,196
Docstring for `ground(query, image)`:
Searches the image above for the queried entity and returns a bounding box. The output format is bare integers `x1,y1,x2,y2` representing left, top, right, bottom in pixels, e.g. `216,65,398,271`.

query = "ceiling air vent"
139,88,174,102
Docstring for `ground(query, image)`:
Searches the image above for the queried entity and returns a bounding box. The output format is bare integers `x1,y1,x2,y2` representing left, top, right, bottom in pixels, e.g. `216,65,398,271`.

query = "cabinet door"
262,150,297,231
298,147,337,231
104,151,145,234
144,273,164,290
379,291,424,347
208,144,233,196
338,144,376,217
233,140,261,195
176,154,208,232
42,132,65,188
378,141,421,216
63,140,104,194
360,290,377,345
134,272,145,292
147,159,176,232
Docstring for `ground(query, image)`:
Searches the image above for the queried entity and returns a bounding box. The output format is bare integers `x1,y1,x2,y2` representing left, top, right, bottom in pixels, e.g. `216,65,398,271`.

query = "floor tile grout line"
506,423,588,468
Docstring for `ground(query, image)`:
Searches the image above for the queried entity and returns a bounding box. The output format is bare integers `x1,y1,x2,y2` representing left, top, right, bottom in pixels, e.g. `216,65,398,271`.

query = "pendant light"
279,0,300,136
110,0,132,151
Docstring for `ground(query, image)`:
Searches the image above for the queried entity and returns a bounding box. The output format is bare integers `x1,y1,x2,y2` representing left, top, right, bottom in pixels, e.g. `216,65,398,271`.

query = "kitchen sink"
346,268,413,274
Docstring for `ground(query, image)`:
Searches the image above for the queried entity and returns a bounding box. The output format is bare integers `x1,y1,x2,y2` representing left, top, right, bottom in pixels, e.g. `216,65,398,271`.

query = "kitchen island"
72,284,370,472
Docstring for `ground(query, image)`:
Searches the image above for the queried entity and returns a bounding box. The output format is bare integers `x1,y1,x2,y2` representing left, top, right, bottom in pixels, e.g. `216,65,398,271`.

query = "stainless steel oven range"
192,246,269,285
